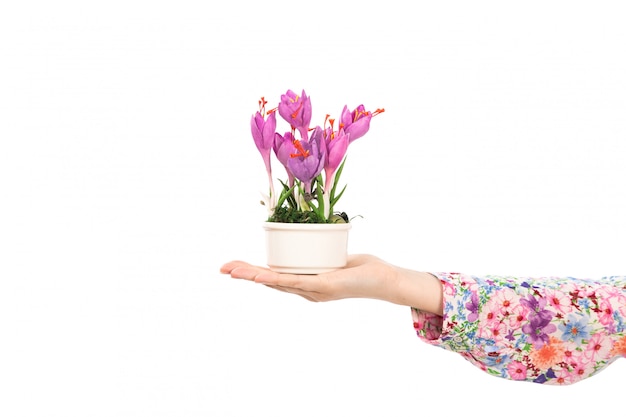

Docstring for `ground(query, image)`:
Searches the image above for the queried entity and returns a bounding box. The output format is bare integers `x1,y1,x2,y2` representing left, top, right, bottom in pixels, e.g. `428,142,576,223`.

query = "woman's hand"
220,254,443,315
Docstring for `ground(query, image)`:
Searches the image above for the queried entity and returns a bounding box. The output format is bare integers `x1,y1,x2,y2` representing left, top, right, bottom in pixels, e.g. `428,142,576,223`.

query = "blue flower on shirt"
558,314,590,344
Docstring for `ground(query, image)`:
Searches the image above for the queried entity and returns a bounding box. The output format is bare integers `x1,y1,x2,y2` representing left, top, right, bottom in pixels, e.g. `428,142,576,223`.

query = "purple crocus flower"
273,131,297,188
323,128,349,187
324,128,349,175
251,108,277,210
340,104,384,143
340,104,370,143
251,110,277,160
278,89,312,140
287,126,326,194
320,127,350,218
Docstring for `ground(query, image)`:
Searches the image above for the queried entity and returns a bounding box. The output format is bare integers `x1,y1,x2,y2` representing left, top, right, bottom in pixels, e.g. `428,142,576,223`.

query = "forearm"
411,272,626,385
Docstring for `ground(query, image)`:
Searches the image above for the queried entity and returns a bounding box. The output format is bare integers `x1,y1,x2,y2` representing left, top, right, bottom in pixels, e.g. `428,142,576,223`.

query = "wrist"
390,266,443,315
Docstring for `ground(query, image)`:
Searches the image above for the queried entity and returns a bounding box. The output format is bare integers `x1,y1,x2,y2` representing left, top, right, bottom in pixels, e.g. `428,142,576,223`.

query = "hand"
220,254,443,315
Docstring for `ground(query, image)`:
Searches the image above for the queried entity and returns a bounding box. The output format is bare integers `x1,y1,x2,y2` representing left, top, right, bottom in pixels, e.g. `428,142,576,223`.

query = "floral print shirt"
412,272,626,385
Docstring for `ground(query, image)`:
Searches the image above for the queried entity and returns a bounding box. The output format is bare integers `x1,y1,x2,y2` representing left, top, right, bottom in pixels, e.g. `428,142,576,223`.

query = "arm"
220,254,444,315
221,257,626,385
414,272,626,385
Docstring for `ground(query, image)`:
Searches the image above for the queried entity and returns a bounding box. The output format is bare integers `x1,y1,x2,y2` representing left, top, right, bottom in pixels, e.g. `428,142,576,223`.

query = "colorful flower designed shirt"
412,272,626,385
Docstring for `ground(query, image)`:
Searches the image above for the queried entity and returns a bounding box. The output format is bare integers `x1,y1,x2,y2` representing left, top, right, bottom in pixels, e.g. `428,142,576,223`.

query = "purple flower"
287,126,326,192
278,89,312,140
251,105,277,210
273,131,297,187
465,292,479,322
520,294,557,348
251,110,277,163
340,105,384,143
324,128,349,171
520,294,555,323
522,314,557,348
250,90,384,222
323,128,349,184
520,293,544,312
319,127,350,218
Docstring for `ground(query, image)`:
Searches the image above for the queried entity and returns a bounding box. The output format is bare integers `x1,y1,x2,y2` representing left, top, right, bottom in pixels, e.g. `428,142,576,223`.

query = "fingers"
219,260,336,301
219,260,252,274
256,272,327,294
220,261,300,288
220,261,271,282
222,260,316,285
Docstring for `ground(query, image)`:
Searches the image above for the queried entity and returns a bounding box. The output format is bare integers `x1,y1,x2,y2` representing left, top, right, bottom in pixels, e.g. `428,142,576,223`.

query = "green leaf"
275,180,297,209
330,157,347,201
315,180,325,220
331,184,347,206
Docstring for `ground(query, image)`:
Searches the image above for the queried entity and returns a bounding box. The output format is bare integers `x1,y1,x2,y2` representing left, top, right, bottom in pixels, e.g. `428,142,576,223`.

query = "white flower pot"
263,222,351,274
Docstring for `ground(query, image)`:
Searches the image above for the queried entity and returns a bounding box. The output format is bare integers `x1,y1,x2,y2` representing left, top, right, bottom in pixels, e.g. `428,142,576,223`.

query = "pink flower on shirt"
505,304,528,329
544,288,573,316
584,332,612,362
479,318,507,342
552,367,576,385
492,288,518,315
507,361,527,380
597,299,615,327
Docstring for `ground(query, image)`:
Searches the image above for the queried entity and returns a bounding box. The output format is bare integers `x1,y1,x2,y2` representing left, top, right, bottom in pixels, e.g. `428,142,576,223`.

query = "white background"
1,1,625,416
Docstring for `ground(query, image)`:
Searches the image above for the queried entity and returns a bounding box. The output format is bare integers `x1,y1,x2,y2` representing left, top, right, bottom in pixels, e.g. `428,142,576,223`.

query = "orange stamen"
291,99,304,120
353,108,368,122
324,115,336,140
290,140,309,158
353,107,385,122
324,114,332,126
258,96,271,117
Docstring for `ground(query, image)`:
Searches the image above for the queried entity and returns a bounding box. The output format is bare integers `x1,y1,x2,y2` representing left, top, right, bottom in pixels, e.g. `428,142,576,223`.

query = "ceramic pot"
263,222,351,274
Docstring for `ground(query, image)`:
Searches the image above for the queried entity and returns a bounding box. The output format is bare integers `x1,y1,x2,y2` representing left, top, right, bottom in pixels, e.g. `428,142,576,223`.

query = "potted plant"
251,89,384,274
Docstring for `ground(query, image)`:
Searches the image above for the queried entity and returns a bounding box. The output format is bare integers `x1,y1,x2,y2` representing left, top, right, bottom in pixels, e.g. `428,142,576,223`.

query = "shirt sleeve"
412,272,626,385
